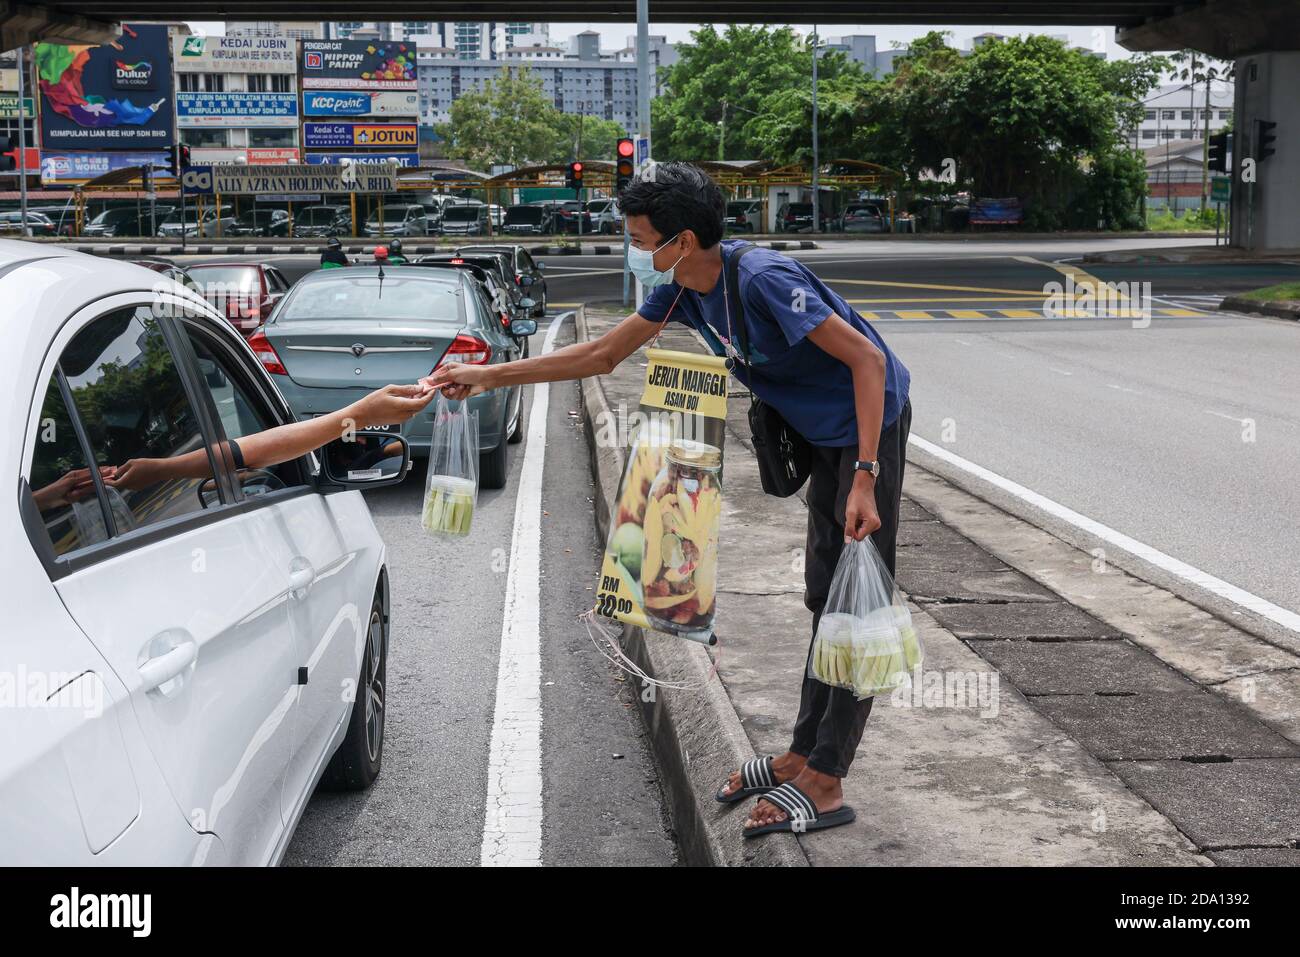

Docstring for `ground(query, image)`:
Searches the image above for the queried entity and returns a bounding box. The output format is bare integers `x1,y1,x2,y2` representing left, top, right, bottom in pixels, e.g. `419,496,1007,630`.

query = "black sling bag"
725,243,812,497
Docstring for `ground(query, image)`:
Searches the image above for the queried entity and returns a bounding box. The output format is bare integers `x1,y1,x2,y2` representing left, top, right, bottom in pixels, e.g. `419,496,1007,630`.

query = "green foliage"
437,66,629,169
652,25,858,161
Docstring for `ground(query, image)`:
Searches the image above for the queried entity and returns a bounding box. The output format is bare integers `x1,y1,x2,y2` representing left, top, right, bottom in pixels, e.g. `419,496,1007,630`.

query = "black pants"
790,400,911,778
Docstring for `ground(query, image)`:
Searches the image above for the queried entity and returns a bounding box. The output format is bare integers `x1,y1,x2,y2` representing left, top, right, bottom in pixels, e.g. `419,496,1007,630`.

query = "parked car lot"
293,205,352,239
158,205,237,239
0,210,57,237
586,198,623,234
185,261,292,336
454,243,547,317
839,202,887,233
227,208,291,238
438,202,490,237
84,206,176,238
3,240,406,865
251,266,535,488
363,204,429,238
775,201,835,233
502,203,553,236
724,199,764,233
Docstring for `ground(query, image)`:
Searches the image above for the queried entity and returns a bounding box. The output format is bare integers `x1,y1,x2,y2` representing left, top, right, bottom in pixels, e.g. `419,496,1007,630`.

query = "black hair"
619,162,725,249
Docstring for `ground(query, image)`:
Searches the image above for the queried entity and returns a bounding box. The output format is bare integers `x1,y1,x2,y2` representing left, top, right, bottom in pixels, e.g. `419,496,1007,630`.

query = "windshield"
300,207,340,224
374,207,416,223
727,202,754,215
92,209,135,225
443,206,482,222
162,208,202,224
238,211,276,224
506,207,544,224
277,276,462,323
188,265,260,293
787,204,813,215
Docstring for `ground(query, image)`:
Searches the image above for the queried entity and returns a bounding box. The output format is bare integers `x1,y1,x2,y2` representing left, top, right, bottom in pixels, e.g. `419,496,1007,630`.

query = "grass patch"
1239,282,1300,303
1144,207,1224,232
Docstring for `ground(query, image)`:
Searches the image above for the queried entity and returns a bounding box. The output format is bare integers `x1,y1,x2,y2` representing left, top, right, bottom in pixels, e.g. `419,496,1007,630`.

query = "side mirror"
319,431,411,492
519,275,535,286
517,297,536,312
510,318,538,337
535,261,545,271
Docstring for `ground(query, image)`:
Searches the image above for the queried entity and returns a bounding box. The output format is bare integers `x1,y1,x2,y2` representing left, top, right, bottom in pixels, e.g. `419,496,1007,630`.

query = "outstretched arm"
422,312,661,400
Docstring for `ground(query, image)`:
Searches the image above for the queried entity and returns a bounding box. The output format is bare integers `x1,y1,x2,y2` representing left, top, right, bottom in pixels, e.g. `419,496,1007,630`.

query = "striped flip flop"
715,755,778,804
742,781,856,838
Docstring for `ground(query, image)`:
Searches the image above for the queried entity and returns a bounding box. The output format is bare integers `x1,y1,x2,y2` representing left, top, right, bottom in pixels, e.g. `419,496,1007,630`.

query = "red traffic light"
571,162,583,173
617,138,635,158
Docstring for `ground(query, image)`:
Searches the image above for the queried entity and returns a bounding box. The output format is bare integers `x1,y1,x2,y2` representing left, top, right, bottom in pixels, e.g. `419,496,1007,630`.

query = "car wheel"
319,590,387,791
480,423,509,490
507,386,525,444
533,289,547,318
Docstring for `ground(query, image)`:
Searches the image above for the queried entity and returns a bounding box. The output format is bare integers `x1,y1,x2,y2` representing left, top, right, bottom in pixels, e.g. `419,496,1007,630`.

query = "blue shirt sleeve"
636,281,685,324
742,259,834,346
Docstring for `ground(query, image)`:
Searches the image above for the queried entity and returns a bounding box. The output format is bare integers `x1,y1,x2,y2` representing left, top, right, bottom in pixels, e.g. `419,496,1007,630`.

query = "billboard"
0,95,34,118
304,151,419,167
303,122,417,149
299,39,417,90
40,150,172,183
247,147,301,165
34,23,175,151
174,34,295,74
183,162,397,195
302,90,419,118
177,91,298,127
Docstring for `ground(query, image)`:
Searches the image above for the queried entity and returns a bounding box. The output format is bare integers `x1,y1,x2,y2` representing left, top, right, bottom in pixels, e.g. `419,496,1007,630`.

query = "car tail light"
451,257,465,263
434,333,492,368
248,330,287,375
737,214,747,224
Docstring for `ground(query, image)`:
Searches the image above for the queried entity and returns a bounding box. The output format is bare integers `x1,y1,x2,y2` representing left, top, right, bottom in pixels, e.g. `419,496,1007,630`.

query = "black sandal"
742,781,856,838
715,755,778,804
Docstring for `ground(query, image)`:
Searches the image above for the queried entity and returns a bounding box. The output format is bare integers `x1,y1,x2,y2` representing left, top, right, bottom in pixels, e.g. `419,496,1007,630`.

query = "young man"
426,162,911,837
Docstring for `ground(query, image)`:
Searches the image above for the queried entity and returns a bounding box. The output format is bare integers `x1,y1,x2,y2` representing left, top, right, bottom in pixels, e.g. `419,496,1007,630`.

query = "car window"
53,307,217,539
183,322,301,496
276,275,462,323
29,379,112,557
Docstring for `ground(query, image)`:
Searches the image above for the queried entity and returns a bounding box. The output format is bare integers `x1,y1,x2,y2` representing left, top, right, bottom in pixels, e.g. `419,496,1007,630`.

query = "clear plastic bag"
421,393,479,538
808,537,923,699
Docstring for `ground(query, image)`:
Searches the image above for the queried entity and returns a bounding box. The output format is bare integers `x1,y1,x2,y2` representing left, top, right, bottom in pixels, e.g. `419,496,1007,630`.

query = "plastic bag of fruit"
808,537,922,699
421,393,479,538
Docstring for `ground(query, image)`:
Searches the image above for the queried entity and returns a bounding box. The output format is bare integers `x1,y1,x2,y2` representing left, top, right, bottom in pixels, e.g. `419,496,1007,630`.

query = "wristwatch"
854,459,880,479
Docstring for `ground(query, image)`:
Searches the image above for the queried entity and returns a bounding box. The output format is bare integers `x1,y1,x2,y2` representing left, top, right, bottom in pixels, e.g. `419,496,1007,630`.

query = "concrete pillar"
1230,51,1300,250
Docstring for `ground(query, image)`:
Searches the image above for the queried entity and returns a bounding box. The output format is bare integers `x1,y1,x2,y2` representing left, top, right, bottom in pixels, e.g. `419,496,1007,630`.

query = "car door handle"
288,562,316,596
138,640,197,693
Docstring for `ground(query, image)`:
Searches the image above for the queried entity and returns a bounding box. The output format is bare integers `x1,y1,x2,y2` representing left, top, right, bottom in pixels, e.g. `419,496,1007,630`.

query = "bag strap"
725,242,758,377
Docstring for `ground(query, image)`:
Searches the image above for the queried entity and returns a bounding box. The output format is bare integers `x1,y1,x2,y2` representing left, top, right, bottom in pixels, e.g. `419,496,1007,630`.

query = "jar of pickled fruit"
642,440,722,639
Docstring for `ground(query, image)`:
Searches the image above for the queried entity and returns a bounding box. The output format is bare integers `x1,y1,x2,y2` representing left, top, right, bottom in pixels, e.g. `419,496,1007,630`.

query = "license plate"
313,414,399,435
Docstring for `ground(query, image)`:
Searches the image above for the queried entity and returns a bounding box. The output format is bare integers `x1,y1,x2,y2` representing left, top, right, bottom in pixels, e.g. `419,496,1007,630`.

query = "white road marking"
1047,366,1073,376
1205,409,1248,424
480,311,570,867
1106,383,1144,395
909,435,1300,635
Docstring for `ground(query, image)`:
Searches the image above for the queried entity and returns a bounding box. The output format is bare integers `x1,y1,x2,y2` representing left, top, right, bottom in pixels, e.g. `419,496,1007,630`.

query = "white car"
1,239,407,865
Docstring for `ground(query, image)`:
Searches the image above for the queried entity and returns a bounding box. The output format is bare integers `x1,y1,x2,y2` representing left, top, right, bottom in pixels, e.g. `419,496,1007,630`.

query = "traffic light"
615,137,635,194
0,135,14,173
179,144,191,169
160,145,192,178
566,160,584,193
1207,130,1230,173
1254,119,1277,161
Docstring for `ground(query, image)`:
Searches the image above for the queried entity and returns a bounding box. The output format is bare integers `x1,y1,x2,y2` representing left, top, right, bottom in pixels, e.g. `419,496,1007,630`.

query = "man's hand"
32,467,105,510
844,474,881,542
107,458,165,492
419,362,491,402
351,383,438,427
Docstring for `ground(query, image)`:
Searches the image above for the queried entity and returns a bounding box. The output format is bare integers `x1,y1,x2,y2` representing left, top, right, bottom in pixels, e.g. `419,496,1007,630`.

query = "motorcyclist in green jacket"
320,236,349,269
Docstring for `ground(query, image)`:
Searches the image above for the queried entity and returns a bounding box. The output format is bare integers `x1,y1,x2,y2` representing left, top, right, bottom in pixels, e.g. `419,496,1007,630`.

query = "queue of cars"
2,235,548,864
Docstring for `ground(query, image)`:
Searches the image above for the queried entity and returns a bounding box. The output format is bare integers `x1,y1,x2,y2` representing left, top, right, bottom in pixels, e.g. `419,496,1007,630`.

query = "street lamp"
810,26,827,234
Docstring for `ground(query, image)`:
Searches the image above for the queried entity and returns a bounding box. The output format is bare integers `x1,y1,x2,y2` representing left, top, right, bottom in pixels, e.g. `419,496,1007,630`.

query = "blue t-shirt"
638,240,910,447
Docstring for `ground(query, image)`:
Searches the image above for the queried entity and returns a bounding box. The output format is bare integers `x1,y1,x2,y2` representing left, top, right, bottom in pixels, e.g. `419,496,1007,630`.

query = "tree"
436,66,566,169
551,113,628,165
652,25,857,161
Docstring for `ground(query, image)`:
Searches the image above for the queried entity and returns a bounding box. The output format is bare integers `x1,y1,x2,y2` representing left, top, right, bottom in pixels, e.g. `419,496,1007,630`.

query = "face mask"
627,233,684,288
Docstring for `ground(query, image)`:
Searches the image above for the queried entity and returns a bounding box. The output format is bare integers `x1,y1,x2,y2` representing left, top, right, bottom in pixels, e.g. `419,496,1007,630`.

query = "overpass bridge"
9,0,1300,249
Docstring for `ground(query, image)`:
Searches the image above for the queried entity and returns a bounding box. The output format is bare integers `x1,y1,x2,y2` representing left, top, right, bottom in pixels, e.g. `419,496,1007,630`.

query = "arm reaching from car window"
421,312,660,400
106,384,435,491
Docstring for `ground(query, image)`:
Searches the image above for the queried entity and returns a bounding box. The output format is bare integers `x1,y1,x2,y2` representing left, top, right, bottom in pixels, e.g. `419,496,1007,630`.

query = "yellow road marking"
1014,255,1129,302
844,295,1048,304
858,311,880,321
827,277,1046,296
998,309,1041,319
947,310,986,319
894,310,933,320
1159,308,1202,317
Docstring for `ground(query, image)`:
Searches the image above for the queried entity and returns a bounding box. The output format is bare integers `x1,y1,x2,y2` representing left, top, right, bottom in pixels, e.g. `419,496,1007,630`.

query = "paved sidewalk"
578,306,1300,866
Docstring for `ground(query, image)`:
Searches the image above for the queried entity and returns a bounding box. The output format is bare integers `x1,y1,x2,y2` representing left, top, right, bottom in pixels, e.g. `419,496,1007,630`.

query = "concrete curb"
1218,295,1300,321
574,305,809,868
